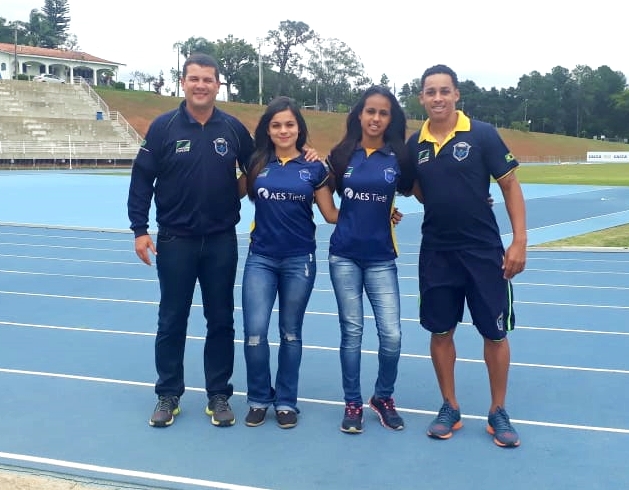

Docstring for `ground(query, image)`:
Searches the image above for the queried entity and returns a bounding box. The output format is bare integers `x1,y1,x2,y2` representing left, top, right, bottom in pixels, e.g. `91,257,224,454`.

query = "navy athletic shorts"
418,247,515,340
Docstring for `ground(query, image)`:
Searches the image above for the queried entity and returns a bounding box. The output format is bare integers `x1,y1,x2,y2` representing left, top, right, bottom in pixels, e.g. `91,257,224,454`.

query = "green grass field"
513,163,629,248
517,163,629,186
536,224,629,248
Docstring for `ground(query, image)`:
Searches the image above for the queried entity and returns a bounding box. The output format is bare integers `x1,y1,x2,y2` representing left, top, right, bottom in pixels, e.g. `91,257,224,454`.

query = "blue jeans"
242,252,316,412
329,254,401,405
155,229,237,400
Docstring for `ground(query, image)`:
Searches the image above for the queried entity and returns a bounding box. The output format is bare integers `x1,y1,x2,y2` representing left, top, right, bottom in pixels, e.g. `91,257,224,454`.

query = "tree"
214,35,257,101
153,71,165,94
130,71,147,90
145,74,156,92
42,0,70,47
24,9,54,47
458,80,483,119
305,38,368,110
266,20,316,96
398,79,424,120
62,32,79,51
379,74,391,91
179,36,215,59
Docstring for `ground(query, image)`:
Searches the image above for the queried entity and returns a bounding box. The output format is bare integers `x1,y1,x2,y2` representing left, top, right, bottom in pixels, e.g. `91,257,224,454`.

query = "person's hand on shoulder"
303,146,319,162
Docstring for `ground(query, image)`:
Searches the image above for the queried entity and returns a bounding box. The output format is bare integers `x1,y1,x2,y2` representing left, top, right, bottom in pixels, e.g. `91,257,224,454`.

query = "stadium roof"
0,43,124,66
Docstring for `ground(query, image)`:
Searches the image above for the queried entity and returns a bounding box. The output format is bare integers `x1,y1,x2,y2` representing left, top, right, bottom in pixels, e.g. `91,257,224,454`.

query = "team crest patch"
299,169,311,182
344,166,354,178
175,140,191,153
213,137,228,156
453,142,471,162
259,167,270,177
505,152,515,163
417,149,430,165
496,313,504,331
384,167,396,183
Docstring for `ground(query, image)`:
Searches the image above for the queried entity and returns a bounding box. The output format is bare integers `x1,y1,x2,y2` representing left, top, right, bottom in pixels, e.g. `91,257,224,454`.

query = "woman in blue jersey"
327,86,414,434
241,96,338,429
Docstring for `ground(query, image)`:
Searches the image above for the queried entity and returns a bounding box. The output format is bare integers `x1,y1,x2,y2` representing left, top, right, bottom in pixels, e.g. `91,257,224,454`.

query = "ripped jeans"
242,251,316,412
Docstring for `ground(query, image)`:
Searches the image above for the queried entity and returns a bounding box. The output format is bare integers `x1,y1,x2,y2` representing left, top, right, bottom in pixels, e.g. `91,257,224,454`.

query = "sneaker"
368,396,404,430
245,407,268,427
340,402,363,434
487,406,520,447
275,410,298,429
205,394,235,427
149,395,180,428
427,401,463,439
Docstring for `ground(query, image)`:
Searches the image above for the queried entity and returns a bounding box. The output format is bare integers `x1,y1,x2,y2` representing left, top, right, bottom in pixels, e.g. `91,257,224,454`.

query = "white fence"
0,139,138,167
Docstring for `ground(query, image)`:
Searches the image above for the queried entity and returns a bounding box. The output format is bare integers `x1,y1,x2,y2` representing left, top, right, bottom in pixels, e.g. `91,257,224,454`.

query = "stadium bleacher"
0,79,140,167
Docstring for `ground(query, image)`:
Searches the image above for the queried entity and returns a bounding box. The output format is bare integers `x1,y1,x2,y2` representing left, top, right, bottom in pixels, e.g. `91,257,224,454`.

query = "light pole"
257,38,264,105
13,23,18,80
524,99,528,122
67,134,72,170
173,42,183,97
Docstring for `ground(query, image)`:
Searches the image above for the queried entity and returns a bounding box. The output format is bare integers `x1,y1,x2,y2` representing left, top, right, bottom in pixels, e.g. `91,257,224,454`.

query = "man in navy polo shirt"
406,64,527,447
127,53,255,429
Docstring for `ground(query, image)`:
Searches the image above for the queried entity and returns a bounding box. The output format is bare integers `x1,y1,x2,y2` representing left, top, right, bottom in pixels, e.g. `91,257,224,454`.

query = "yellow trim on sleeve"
496,167,517,181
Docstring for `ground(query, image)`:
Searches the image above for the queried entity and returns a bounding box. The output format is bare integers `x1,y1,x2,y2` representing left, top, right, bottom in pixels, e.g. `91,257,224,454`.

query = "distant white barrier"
586,151,629,163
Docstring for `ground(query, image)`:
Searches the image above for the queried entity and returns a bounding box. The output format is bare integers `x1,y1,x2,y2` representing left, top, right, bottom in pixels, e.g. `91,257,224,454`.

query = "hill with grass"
96,88,629,161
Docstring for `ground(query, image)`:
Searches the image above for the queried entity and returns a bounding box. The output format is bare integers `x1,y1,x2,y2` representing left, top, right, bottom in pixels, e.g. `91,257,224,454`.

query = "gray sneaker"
205,394,235,427
149,395,180,428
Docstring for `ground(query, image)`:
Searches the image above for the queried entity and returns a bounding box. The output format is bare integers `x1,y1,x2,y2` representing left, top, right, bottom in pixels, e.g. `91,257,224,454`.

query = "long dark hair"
246,96,309,200
328,85,413,195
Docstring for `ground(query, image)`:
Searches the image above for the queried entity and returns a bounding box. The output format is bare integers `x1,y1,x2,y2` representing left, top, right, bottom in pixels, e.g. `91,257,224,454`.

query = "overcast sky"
4,0,628,94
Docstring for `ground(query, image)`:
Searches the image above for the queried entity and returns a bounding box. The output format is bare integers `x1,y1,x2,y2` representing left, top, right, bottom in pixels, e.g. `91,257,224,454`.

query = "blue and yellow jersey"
406,111,518,250
249,154,329,258
329,146,400,261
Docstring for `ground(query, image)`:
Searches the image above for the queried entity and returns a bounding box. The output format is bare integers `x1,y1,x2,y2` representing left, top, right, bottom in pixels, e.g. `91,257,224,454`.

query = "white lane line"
4,270,629,293
0,254,138,265
1,368,628,435
0,451,272,490
0,242,130,252
9,290,625,311
0,269,156,282
3,322,629,374
0,231,130,243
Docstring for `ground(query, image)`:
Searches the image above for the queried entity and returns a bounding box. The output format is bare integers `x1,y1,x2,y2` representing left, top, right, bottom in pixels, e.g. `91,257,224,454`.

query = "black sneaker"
368,396,404,430
275,410,298,429
340,402,363,434
205,394,235,427
149,395,180,427
245,407,268,427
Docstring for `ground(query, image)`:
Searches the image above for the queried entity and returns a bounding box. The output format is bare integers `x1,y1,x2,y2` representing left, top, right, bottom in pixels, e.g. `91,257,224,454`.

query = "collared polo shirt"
406,111,518,250
329,145,400,261
248,154,329,258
